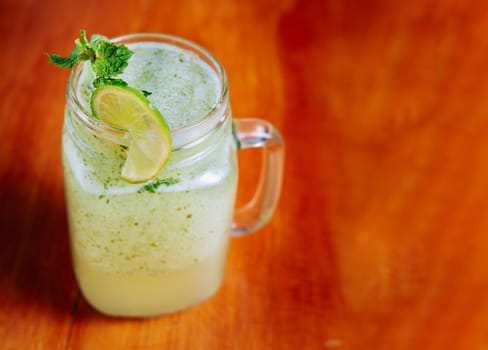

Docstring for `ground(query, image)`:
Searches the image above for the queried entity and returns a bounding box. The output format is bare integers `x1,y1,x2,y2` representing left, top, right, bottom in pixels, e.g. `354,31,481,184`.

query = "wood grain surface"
2,0,488,349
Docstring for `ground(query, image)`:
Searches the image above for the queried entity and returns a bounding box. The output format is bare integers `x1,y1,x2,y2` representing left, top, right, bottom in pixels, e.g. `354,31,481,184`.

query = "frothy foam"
122,42,220,129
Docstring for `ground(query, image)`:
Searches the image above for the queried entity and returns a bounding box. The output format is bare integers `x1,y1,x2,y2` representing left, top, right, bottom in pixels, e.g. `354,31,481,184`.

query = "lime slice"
91,85,172,183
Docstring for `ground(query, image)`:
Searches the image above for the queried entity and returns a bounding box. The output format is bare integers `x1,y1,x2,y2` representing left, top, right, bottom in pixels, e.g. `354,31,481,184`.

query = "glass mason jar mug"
62,33,284,317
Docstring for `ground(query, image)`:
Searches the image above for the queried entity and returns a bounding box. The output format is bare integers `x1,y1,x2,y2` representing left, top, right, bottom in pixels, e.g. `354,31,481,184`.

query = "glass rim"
66,32,230,149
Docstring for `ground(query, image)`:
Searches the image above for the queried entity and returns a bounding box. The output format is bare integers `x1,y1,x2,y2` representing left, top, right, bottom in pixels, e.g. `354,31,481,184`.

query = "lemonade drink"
63,38,238,317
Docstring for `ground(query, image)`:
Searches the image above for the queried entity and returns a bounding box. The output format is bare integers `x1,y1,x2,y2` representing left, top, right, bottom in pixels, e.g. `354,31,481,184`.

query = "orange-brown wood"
2,0,488,348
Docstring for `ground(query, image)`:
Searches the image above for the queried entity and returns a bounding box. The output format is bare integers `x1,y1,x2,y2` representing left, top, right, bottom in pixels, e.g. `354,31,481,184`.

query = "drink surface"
78,41,221,129
63,40,237,316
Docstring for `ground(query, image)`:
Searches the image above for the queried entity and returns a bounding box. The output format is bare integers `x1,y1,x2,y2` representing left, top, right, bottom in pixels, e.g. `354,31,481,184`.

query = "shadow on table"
0,171,78,317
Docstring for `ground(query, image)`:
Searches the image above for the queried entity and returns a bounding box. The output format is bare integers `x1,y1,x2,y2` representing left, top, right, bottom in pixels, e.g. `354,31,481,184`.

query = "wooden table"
2,0,488,348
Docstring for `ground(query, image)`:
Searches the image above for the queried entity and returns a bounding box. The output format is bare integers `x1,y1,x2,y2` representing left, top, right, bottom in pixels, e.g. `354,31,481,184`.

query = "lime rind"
90,85,172,183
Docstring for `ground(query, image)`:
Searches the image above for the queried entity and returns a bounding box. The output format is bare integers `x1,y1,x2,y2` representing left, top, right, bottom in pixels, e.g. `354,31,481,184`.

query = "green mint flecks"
138,177,180,193
141,90,152,97
47,30,150,93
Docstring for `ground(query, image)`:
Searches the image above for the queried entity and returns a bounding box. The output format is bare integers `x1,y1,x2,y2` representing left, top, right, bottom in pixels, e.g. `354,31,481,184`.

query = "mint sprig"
47,30,133,88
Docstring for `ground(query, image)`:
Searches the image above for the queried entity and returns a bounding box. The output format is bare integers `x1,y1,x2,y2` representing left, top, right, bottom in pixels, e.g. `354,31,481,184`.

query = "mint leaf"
91,39,133,78
138,177,180,193
47,49,81,68
93,77,128,89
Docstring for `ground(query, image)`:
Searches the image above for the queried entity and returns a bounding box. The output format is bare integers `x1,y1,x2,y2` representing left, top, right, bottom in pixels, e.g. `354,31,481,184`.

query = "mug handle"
231,118,285,235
